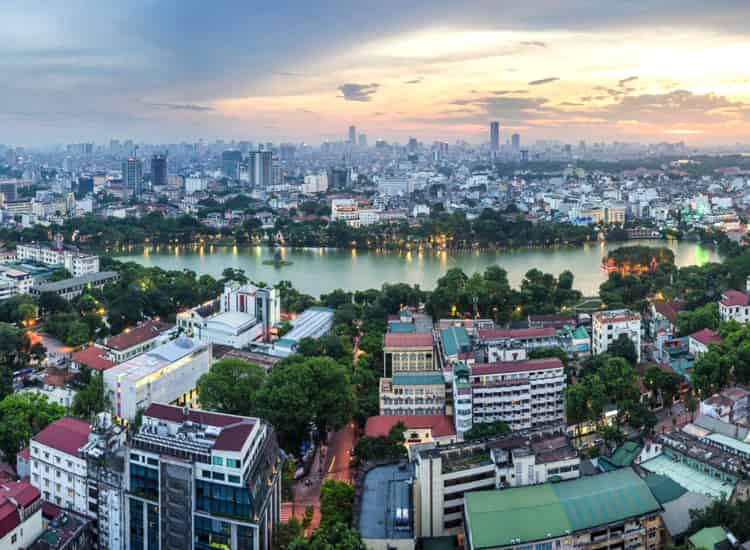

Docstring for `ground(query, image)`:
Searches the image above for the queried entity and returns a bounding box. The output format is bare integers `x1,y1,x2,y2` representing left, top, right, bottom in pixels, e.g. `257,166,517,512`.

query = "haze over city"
5,0,750,145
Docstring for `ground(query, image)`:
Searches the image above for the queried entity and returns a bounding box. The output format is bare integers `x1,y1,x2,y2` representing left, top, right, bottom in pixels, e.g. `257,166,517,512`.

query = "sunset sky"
4,0,750,145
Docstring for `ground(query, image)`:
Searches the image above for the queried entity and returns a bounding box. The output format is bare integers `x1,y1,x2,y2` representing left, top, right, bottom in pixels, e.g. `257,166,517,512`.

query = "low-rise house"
688,328,721,357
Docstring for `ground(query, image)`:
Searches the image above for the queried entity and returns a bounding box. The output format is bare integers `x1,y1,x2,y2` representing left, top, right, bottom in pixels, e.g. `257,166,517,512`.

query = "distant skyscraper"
221,150,242,180
490,121,500,151
76,176,94,197
249,150,273,188
358,134,368,148
150,154,168,188
0,181,17,202
348,125,356,144
521,149,529,163
122,157,143,194
407,137,418,153
511,133,520,151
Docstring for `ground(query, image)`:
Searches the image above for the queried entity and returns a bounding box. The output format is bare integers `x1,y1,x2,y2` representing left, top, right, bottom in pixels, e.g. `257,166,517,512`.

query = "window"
147,457,158,466
226,458,241,469
202,471,211,479
212,456,223,466
228,475,241,483
212,472,225,481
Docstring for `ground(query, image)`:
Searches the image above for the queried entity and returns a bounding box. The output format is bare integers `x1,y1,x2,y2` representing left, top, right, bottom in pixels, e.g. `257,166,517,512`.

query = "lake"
112,240,721,297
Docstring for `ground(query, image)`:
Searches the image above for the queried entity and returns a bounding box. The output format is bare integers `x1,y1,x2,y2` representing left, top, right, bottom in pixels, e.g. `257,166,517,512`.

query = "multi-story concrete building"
413,426,578,538
101,319,176,363
126,403,282,550
103,337,211,422
476,327,559,363
379,372,446,416
384,332,435,376
329,198,360,227
16,241,100,276
29,417,92,514
463,468,663,550
591,309,642,362
30,271,119,300
454,357,566,435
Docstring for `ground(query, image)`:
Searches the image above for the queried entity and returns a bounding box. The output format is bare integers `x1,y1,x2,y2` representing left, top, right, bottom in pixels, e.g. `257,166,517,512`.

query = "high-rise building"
150,154,168,188
122,157,143,194
490,121,500,151
127,403,282,550
511,133,520,151
76,176,94,197
358,134,368,148
348,125,356,144
221,150,243,180
0,180,18,202
407,137,418,153
249,150,273,188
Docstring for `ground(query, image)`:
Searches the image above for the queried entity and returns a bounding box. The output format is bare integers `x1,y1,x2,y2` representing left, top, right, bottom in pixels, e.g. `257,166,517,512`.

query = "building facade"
379,372,446,416
591,309,642,362
126,404,282,550
384,333,435,376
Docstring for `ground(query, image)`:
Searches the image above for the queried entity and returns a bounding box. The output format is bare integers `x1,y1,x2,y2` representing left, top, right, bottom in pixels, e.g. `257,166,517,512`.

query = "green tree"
273,518,304,550
0,393,66,463
464,420,510,441
319,479,355,527
196,359,265,417
607,334,638,365
676,303,719,336
71,372,107,419
289,522,366,550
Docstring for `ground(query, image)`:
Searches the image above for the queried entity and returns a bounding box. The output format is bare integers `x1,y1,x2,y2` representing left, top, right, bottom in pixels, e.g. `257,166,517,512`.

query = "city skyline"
4,0,750,146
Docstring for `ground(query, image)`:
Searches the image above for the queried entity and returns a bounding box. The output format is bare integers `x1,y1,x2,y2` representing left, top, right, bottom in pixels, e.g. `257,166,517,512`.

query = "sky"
3,0,750,146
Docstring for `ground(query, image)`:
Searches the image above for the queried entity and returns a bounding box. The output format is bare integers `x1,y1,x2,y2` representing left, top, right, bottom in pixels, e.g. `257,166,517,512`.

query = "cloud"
149,102,214,111
337,82,380,102
492,89,528,95
404,77,423,84
618,76,639,87
520,41,547,48
528,77,559,86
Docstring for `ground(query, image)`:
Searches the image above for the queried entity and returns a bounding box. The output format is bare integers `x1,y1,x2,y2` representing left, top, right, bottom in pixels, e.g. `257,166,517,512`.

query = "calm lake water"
112,240,721,297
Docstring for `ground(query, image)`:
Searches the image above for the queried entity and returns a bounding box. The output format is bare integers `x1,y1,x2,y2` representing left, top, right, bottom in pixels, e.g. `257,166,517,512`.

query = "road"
323,422,357,483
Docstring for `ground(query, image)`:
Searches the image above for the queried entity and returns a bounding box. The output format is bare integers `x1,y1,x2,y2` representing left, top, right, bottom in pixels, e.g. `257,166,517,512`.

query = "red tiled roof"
365,414,455,438
103,320,172,351
213,423,255,452
143,403,255,428
0,480,40,538
720,290,750,307
478,327,556,340
71,345,116,371
383,332,433,348
652,300,686,325
32,417,91,456
689,328,722,346
43,366,73,387
472,357,564,376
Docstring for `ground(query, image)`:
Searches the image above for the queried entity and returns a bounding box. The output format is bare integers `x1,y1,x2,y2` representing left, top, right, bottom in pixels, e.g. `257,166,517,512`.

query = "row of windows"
211,456,241,468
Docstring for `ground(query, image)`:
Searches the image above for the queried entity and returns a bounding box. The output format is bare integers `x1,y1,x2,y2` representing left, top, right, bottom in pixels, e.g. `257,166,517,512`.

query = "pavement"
655,402,691,434
323,422,357,483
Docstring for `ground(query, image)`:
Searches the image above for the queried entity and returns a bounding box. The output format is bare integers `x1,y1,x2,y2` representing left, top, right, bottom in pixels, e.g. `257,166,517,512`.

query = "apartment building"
452,358,566,436
126,403,282,550
413,425,578,538
329,198,360,227
30,271,119,300
463,468,663,550
591,309,642,362
476,327,559,362
384,332,435,376
379,371,446,415
29,417,91,514
16,241,100,276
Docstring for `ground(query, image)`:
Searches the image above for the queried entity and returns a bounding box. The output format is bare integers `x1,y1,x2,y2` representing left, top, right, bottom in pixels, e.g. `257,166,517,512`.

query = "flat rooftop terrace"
358,463,413,541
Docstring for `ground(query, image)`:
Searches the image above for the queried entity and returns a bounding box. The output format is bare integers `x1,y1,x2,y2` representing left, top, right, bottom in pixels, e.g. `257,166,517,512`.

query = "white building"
719,286,750,323
0,480,43,550
29,417,91,513
185,174,208,194
591,309,642,362
103,337,210,421
330,197,360,227
16,240,100,276
301,173,328,194
0,267,33,295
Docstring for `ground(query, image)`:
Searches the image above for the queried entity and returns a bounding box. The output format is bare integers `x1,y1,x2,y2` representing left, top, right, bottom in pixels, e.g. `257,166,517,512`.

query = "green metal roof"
572,326,590,339
392,372,444,386
465,469,661,550
441,326,470,357
706,433,750,457
689,527,727,550
643,473,687,504
389,322,416,333
610,442,642,466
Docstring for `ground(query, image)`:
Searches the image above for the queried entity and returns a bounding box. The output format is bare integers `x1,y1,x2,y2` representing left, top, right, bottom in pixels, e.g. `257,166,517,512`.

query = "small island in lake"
262,249,294,267
602,245,675,275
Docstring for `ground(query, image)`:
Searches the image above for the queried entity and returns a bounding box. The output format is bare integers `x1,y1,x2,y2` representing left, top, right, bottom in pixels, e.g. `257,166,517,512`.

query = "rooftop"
720,290,750,307
690,328,722,346
358,463,413,541
392,372,445,386
33,270,118,293
441,325,470,356
103,319,173,351
689,527,728,550
0,480,40,540
103,336,207,383
478,327,556,340
384,332,434,348
592,309,641,324
641,454,734,499
472,357,563,377
33,417,92,457
71,345,116,371
365,414,455,439
464,468,660,549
